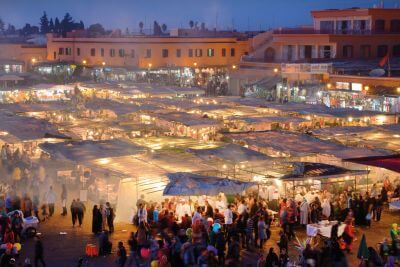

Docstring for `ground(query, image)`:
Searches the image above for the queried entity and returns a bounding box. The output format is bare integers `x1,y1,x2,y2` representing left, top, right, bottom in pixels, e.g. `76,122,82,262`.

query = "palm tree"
139,21,144,34
189,20,194,29
161,24,167,32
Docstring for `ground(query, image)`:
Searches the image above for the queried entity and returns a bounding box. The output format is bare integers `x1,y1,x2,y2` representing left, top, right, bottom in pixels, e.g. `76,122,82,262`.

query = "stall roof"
236,115,308,124
0,102,72,113
281,162,368,180
312,126,376,136
163,172,256,196
188,143,271,164
224,97,391,118
152,111,221,127
40,139,146,162
343,155,400,174
85,99,159,115
0,111,68,141
226,131,387,159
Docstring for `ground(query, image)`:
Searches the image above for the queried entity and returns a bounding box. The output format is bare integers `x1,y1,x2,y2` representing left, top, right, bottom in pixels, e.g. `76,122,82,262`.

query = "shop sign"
281,63,332,74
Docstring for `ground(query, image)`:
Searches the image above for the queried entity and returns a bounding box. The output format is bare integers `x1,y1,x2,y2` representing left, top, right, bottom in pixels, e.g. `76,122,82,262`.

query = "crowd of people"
98,184,400,267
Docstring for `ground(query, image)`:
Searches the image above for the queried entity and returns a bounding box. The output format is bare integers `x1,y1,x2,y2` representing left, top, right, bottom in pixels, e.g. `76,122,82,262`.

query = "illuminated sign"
351,83,363,91
335,82,350,90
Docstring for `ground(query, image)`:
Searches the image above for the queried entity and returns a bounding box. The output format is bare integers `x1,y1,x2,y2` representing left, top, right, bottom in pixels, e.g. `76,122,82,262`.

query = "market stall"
227,115,311,132
280,162,369,197
163,172,256,196
141,111,223,140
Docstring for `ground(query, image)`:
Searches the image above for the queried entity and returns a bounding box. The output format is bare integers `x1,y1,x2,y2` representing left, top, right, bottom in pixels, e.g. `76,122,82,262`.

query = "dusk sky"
0,0,399,31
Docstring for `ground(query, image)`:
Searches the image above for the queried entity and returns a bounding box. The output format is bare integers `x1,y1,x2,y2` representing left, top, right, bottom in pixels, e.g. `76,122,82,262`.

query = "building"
229,7,400,111
46,33,249,69
0,43,47,72
249,7,400,62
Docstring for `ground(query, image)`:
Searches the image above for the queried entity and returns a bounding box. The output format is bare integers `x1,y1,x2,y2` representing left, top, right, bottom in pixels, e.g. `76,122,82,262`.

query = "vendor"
390,223,399,256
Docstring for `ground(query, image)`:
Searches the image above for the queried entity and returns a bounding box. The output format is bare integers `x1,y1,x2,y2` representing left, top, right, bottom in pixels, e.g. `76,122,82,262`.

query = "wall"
0,44,47,71
46,34,249,69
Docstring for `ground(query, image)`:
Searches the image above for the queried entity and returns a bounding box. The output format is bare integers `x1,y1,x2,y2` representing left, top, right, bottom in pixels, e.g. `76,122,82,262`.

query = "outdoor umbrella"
163,172,256,196
357,234,369,260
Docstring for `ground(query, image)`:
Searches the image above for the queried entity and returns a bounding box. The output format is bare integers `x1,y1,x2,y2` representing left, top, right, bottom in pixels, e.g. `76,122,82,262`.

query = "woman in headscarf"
91,205,102,234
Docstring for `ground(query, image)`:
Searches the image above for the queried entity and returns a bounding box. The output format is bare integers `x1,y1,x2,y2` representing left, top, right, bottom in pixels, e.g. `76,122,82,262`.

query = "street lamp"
193,62,198,67
31,58,36,63
364,85,369,91
148,63,152,68
82,60,87,65
102,62,106,66
327,83,332,89
397,87,400,93
232,65,237,69
273,68,278,73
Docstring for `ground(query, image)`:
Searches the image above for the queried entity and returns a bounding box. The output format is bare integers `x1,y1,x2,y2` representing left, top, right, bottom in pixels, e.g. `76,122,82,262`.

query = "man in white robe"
300,198,309,226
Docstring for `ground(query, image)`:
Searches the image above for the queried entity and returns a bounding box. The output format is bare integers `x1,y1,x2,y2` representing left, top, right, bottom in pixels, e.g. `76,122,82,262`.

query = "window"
101,48,104,57
342,45,353,58
207,48,214,57
110,49,115,57
77,48,81,56
320,21,334,33
390,20,400,33
230,48,236,57
375,19,385,32
176,49,181,58
66,47,72,55
162,49,169,58
304,45,312,59
377,45,388,57
188,49,193,57
195,49,202,57
131,49,135,58
222,48,226,57
393,45,400,57
53,51,56,60
58,48,64,55
119,49,125,57
90,48,96,57
145,49,151,58
360,45,371,58
353,20,368,32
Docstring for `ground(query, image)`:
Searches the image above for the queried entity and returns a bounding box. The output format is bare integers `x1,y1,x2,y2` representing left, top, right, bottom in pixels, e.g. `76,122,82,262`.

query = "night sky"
0,0,399,31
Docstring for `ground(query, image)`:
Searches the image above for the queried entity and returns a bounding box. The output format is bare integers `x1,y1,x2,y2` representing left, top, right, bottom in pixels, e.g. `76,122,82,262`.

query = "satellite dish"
369,68,386,77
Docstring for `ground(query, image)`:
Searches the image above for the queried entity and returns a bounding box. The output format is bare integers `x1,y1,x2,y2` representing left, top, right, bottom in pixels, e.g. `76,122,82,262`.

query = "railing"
273,28,400,35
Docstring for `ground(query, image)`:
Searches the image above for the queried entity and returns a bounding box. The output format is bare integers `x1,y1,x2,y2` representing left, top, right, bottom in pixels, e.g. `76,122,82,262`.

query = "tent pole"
366,167,369,193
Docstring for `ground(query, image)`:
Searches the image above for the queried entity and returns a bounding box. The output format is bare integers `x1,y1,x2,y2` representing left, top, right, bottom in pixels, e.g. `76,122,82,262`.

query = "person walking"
70,199,77,227
44,186,56,217
115,241,127,267
76,199,86,227
106,202,115,233
34,235,46,267
60,184,67,216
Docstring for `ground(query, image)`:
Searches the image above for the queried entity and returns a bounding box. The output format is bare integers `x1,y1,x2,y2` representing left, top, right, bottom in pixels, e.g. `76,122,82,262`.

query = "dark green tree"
189,20,194,29
139,21,144,34
0,18,4,33
48,18,54,32
61,12,74,36
87,23,106,37
54,17,61,34
161,23,167,32
40,11,49,33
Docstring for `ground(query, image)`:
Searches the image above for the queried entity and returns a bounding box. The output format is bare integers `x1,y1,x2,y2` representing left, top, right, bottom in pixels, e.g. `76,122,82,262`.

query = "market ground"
16,204,399,267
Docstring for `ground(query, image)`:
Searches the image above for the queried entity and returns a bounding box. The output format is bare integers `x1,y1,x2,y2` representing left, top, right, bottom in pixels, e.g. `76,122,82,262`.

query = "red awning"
344,155,400,174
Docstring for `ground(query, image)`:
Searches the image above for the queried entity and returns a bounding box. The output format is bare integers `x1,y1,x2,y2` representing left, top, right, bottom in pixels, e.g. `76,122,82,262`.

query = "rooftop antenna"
215,11,218,30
